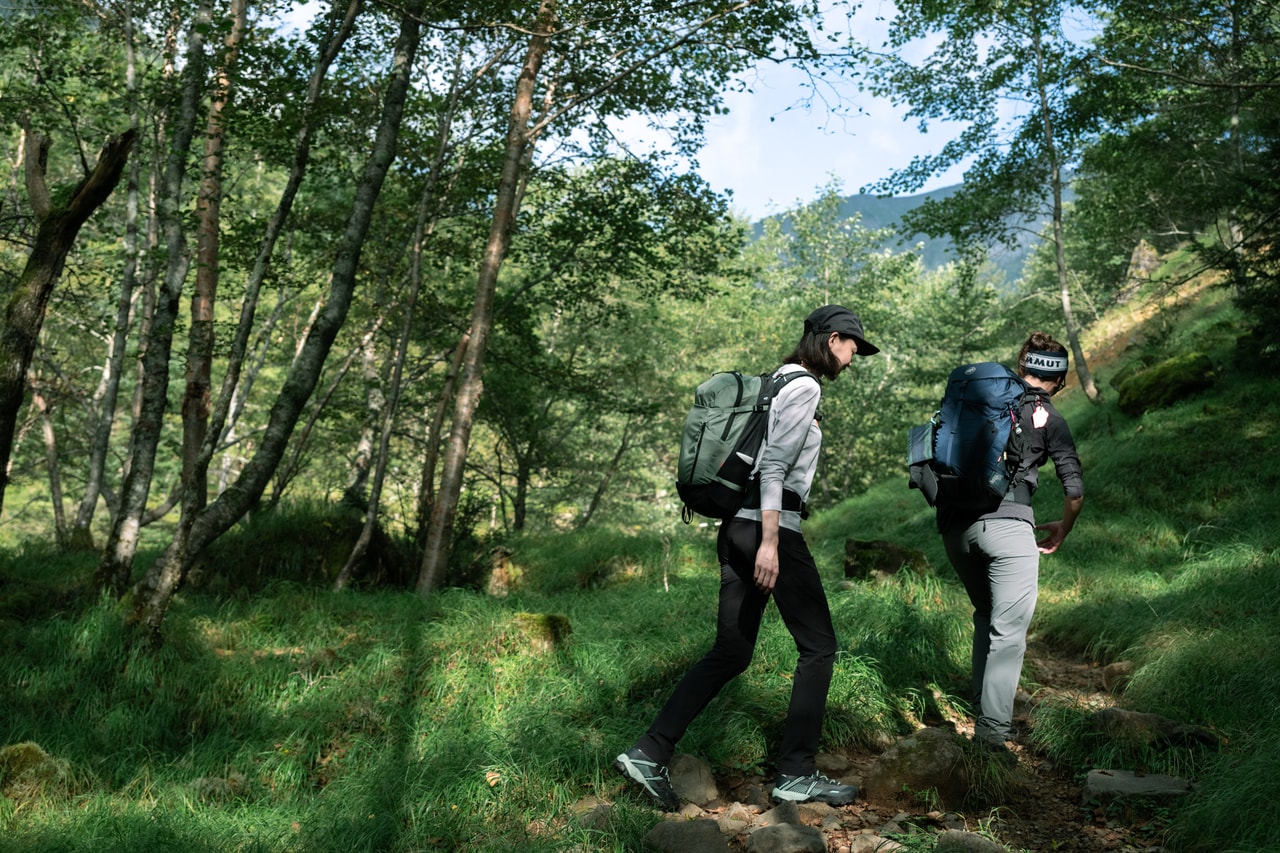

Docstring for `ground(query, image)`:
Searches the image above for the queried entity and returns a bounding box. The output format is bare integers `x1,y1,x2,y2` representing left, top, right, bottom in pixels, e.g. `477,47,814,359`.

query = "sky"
677,5,972,223
691,67,969,222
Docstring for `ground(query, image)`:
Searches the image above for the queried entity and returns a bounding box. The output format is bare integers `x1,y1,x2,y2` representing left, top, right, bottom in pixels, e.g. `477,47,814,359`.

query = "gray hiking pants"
942,517,1039,746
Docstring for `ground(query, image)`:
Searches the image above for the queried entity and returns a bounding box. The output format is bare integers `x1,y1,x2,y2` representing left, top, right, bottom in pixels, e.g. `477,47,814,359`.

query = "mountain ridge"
757,184,1047,284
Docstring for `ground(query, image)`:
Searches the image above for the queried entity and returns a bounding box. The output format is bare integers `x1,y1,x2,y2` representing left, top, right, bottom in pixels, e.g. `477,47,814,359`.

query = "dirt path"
843,639,1165,852
936,639,1166,852
702,640,1169,852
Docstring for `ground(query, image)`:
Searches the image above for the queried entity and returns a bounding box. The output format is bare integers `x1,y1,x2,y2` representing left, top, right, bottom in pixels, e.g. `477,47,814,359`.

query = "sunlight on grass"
4,299,1280,850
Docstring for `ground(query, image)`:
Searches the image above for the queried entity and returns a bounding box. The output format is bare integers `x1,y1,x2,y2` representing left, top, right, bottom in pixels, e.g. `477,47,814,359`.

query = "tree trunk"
30,386,68,546
181,0,247,512
69,7,144,551
415,333,467,550
340,324,384,509
131,0,422,642
577,419,632,530
1035,30,1099,402
97,0,212,596
205,0,362,482
336,106,460,587
416,0,557,596
0,126,136,518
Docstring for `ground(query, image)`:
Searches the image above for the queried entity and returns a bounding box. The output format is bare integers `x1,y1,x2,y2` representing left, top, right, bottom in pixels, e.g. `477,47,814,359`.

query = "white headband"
1023,351,1068,377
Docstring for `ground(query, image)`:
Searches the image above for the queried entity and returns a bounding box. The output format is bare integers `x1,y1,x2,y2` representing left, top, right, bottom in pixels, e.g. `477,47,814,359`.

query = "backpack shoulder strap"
771,367,820,392
768,367,822,421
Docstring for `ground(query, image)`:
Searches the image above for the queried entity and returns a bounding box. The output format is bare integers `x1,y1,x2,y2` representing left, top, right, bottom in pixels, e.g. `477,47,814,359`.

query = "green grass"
4,288,1280,850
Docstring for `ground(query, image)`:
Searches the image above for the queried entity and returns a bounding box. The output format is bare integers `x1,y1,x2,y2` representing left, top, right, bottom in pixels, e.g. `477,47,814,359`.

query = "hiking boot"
614,747,680,811
976,738,1018,768
770,772,859,806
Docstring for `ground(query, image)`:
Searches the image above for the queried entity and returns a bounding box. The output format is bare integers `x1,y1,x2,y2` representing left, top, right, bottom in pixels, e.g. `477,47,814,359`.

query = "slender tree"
0,125,135,516
131,0,426,641
864,0,1102,400
96,0,213,594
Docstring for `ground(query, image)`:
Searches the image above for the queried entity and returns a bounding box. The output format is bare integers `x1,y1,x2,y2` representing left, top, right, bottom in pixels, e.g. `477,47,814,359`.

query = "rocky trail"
612,640,1176,853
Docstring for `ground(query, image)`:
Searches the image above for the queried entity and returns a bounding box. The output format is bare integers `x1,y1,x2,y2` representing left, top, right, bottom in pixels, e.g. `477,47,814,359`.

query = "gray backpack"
676,369,816,523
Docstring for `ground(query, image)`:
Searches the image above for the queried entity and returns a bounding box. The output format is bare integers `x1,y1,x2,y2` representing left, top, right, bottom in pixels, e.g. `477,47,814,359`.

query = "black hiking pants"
637,517,837,776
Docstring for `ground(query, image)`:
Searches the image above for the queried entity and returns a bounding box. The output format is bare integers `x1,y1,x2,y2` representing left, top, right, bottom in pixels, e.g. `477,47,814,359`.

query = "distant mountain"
755,184,1052,285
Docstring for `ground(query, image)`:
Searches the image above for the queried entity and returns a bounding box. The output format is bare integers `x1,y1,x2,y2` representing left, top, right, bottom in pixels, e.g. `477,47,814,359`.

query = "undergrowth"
3,287,1278,851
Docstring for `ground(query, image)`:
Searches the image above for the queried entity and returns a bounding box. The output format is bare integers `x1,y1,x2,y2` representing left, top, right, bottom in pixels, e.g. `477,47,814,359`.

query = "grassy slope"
2,274,1277,852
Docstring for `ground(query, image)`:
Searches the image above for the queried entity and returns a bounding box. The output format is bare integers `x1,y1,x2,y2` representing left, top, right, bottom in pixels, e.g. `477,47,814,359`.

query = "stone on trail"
643,817,732,853
933,828,1012,852
671,752,720,805
1082,768,1192,805
745,822,827,853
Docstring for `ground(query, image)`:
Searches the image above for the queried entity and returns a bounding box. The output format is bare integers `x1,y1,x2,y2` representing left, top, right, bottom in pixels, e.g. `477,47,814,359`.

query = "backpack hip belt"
741,487,807,515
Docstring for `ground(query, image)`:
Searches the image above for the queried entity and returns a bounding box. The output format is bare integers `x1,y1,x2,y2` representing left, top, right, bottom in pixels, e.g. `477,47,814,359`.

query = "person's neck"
1023,374,1056,393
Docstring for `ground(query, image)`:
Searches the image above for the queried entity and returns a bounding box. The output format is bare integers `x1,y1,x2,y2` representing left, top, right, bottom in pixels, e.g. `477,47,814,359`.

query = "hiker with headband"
940,331,1083,761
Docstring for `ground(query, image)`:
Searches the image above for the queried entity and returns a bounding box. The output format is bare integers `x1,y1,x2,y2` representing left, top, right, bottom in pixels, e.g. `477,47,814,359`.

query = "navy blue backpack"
907,362,1032,511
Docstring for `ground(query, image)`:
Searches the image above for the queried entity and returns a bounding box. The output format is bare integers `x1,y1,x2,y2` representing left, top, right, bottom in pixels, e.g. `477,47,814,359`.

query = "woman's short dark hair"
784,331,844,381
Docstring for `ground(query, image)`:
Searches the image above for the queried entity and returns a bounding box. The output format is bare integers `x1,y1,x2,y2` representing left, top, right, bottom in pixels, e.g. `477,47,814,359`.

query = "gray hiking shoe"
614,747,680,811
770,772,858,805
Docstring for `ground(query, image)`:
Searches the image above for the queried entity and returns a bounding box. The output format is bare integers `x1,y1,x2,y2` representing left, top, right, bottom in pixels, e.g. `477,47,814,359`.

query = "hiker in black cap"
941,331,1083,761
616,305,878,810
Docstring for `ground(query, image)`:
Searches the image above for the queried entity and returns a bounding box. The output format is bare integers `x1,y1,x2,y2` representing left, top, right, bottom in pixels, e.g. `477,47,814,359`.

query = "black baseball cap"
804,305,880,356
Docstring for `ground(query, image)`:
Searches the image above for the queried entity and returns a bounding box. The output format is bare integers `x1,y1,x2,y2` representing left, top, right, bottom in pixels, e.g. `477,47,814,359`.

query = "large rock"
643,818,732,853
861,727,969,809
670,753,720,805
1082,769,1192,805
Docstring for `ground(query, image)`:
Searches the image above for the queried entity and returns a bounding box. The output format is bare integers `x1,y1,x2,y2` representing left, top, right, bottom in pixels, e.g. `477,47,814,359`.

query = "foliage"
3,272,1280,850
861,0,1092,247
1077,0,1280,356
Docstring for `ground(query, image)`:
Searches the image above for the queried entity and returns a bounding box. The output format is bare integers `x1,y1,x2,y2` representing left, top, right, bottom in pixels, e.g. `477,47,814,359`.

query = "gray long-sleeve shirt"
735,364,822,532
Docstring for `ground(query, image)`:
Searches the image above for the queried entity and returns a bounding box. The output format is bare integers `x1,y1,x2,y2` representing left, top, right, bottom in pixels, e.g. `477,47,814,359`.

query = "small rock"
934,828,1012,852
745,822,827,853
1103,661,1134,693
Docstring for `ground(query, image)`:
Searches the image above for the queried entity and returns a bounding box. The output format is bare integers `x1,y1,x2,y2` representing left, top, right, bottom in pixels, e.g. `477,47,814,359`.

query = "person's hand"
754,542,779,593
1035,521,1068,554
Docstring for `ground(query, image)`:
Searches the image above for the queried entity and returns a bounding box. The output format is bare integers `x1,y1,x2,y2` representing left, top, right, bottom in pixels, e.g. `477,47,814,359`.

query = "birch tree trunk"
96,0,211,595
416,0,557,595
1033,29,1100,402
30,386,68,545
131,0,422,642
181,0,247,511
69,4,145,550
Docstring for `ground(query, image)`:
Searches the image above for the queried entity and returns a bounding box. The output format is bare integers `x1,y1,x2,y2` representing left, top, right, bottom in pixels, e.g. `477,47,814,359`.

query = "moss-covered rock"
844,538,931,582
502,612,573,654
1115,352,1215,416
0,742,76,801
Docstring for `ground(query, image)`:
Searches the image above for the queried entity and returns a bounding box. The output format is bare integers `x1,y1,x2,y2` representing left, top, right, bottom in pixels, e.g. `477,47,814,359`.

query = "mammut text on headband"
1022,351,1069,376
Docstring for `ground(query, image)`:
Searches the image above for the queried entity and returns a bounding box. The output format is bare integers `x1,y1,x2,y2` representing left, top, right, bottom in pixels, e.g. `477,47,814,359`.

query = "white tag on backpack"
1032,403,1049,429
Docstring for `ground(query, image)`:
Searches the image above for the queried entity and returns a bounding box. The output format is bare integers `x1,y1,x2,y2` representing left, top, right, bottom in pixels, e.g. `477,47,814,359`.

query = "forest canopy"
0,0,1275,638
